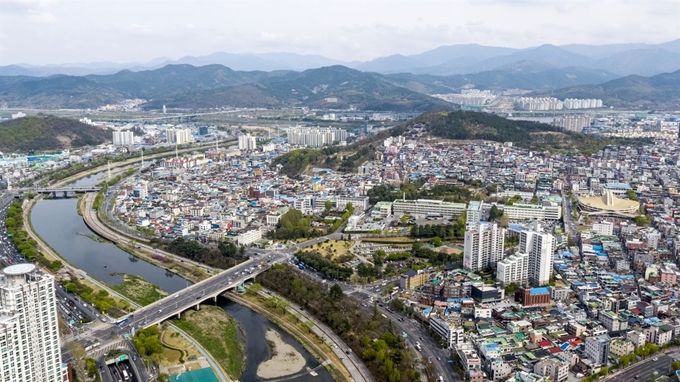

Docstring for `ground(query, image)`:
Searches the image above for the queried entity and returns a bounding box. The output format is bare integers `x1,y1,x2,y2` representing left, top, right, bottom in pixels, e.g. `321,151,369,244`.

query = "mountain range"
1,64,678,111
2,39,678,78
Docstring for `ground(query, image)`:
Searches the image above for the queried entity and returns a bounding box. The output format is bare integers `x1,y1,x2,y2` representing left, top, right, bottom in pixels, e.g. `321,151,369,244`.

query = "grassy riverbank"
111,274,167,306
172,306,245,380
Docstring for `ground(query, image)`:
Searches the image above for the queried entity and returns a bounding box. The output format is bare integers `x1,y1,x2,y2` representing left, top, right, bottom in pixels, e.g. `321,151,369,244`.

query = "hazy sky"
0,0,678,65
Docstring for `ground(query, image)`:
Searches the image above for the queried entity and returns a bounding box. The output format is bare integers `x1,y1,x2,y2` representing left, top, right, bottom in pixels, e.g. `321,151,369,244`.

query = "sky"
0,0,678,66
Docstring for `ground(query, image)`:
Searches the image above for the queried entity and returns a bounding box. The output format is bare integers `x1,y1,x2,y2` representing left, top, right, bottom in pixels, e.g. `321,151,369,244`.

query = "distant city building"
0,264,62,381
515,97,563,111
434,90,496,106
166,128,194,145
563,98,603,109
112,130,134,146
464,222,505,272
554,115,592,132
238,134,257,151
286,126,347,148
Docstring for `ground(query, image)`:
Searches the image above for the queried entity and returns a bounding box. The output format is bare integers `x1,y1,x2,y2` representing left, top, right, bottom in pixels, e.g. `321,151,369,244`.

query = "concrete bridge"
113,255,284,331
20,186,101,196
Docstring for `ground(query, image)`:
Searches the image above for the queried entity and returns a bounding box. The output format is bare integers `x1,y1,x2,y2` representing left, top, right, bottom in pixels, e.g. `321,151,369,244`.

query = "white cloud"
0,0,677,65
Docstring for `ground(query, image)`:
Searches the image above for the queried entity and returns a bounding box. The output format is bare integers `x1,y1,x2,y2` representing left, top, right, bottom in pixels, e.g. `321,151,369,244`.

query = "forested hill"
398,110,648,153
0,115,110,152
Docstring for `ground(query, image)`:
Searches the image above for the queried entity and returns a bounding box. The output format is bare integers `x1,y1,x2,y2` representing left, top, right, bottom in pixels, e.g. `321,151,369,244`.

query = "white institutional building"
0,264,62,381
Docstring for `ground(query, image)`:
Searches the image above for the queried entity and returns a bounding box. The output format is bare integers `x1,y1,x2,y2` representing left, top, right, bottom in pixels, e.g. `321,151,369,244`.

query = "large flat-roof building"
502,203,562,221
392,199,466,219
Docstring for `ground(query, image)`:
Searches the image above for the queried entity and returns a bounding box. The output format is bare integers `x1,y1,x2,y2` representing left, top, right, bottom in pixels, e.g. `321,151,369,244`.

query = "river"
31,176,334,381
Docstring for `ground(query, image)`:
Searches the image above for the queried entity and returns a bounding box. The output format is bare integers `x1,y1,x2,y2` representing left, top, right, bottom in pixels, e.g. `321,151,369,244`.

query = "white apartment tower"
0,264,62,382
520,226,556,286
496,252,529,286
466,201,483,227
112,130,134,146
463,222,505,272
287,126,347,148
166,128,194,145
238,134,257,151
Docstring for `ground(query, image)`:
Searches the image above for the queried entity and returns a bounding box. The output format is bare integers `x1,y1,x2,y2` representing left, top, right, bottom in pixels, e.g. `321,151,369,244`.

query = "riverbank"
172,306,246,380
111,274,168,306
79,193,213,284
257,329,306,379
227,291,349,381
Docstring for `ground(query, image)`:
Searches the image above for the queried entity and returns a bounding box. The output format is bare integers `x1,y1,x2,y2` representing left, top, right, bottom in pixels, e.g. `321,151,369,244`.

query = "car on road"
653,357,658,361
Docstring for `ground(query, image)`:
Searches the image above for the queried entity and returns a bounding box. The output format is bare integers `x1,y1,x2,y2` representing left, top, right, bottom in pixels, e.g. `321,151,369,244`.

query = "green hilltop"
402,110,650,154
0,115,111,152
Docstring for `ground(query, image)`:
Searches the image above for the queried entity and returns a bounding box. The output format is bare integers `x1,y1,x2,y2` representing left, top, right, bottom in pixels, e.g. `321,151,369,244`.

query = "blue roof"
560,342,570,351
530,287,550,295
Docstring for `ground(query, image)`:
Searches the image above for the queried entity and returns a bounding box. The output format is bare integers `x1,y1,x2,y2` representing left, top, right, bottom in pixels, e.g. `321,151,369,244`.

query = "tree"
430,236,443,247
530,193,538,205
488,205,502,221
329,283,344,301
325,200,332,213
500,214,509,228
672,360,680,371
67,341,88,381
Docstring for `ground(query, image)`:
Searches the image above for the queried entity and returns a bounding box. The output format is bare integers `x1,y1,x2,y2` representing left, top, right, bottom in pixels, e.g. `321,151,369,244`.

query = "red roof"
539,340,551,347
569,339,583,347
630,308,643,315
549,347,563,354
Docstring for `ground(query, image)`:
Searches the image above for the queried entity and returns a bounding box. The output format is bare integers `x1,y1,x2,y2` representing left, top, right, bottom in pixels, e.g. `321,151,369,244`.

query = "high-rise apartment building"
238,134,257,151
520,227,556,286
0,264,62,381
463,222,505,272
496,252,529,285
112,130,134,146
466,201,483,227
166,128,194,145
286,126,347,148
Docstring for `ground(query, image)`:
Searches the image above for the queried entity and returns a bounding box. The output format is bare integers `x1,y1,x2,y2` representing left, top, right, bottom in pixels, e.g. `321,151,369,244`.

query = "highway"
602,351,680,382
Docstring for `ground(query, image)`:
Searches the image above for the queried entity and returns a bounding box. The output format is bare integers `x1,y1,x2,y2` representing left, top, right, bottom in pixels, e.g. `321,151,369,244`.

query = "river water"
32,175,334,381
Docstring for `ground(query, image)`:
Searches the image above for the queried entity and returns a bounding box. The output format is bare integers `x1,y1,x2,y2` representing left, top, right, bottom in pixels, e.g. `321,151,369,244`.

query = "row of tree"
296,251,353,280
257,265,421,381
5,200,63,271
153,237,248,269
